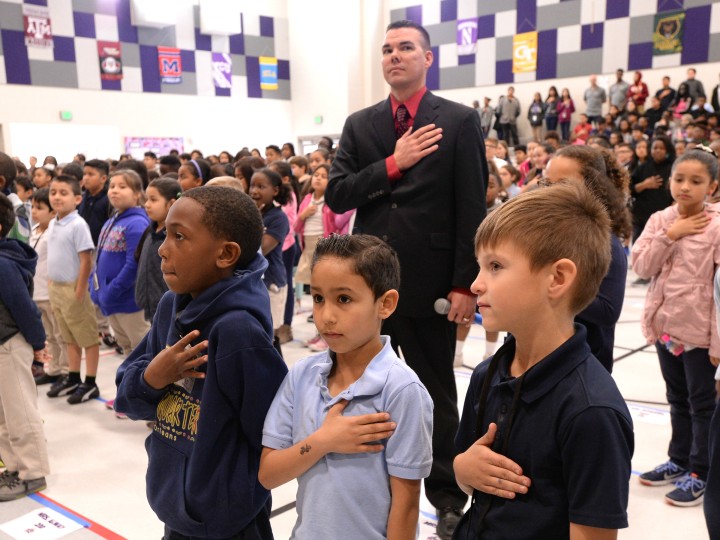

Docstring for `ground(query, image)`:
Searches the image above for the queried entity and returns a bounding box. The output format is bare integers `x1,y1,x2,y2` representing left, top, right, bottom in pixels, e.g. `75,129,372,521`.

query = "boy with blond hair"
453,183,634,539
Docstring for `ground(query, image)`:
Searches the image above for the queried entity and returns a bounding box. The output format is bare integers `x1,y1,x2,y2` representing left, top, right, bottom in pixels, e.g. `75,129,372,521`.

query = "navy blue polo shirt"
78,187,110,246
261,205,289,289
454,325,634,540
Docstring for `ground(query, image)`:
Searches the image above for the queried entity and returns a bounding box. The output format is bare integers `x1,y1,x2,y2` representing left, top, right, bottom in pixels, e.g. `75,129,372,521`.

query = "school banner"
653,10,685,56
456,18,478,56
158,47,182,84
259,56,278,91
23,4,53,49
98,41,123,81
212,53,232,88
513,32,537,73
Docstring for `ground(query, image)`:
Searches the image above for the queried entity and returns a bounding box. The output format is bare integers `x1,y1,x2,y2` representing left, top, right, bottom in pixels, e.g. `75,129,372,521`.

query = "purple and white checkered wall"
0,0,290,100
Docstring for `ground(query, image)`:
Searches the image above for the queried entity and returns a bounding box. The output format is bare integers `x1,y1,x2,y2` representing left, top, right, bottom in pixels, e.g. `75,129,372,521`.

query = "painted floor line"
27,492,126,540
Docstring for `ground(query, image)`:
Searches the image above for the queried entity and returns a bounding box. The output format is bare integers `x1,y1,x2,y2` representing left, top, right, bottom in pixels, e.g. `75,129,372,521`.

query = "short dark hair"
252,168,291,206
386,19,431,50
52,175,82,196
144,151,158,159
311,234,401,300
0,152,18,186
147,177,181,202
84,159,109,177
62,162,83,182
14,175,33,192
32,186,52,210
265,145,281,154
0,193,14,238
182,186,262,269
115,159,149,189
160,154,182,169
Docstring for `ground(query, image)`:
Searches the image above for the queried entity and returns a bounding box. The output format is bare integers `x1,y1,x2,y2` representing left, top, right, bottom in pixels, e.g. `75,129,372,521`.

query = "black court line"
615,320,642,324
613,343,652,363
626,399,669,407
270,500,297,518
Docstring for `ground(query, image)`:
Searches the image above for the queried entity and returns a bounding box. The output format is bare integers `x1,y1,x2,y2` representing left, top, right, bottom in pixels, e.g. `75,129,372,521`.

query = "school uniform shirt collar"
55,210,80,226
312,336,395,407
390,86,427,118
492,324,592,404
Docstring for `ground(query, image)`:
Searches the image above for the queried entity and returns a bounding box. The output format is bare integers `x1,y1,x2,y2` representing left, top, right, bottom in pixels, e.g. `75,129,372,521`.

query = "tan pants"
268,285,288,331
0,333,50,480
35,300,68,376
108,311,150,356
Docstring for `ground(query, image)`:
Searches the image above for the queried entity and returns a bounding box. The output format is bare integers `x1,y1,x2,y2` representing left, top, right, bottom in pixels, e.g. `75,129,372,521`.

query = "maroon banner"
98,41,123,81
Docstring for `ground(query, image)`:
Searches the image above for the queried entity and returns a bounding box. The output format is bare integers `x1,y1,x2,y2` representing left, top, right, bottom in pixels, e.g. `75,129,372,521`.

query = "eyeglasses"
695,144,719,158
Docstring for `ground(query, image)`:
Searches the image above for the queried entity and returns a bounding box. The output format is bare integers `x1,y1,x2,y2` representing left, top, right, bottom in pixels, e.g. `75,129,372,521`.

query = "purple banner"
457,18,478,55
212,52,232,89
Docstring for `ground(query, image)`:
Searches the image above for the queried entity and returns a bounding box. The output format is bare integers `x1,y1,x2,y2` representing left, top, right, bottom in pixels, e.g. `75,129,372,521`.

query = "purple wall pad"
53,36,76,63
581,22,603,50
537,28,557,80
496,59,513,85
406,5,423,25
458,54,475,65
517,0,537,34
440,0,457,23
681,5,710,65
2,30,30,85
259,16,274,38
194,27,212,51
139,44,161,92
215,87,231,97
477,14,494,40
606,0,629,20
180,49,195,72
278,59,290,80
245,56,261,98
73,11,96,39
628,42,653,70
229,33,245,55
101,78,121,91
117,0,138,43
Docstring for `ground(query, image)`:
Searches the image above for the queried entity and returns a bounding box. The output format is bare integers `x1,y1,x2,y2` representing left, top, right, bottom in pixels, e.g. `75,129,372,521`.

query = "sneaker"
66,383,100,405
114,345,125,355
105,399,115,410
100,332,118,348
0,471,17,486
306,314,314,323
0,475,46,502
303,334,322,348
276,324,293,345
47,375,79,398
436,507,463,540
665,473,706,507
639,460,688,486
632,277,650,286
34,373,60,386
309,338,328,352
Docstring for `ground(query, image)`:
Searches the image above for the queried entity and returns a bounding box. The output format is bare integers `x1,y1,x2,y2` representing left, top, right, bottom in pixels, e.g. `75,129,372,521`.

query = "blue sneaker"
639,460,687,486
665,473,705,507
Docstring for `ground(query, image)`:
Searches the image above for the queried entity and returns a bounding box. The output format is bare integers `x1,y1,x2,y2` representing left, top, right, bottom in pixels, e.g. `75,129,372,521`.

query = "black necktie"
396,104,410,139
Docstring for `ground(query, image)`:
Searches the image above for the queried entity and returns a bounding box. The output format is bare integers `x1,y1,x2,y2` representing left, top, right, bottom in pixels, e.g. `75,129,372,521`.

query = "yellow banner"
513,32,537,73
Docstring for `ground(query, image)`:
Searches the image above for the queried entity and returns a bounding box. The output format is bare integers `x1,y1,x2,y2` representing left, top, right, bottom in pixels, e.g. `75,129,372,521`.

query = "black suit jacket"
326,91,488,317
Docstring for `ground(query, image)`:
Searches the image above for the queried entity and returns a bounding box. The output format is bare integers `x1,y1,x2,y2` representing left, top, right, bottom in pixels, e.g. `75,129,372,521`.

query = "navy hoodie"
114,253,287,538
0,238,45,349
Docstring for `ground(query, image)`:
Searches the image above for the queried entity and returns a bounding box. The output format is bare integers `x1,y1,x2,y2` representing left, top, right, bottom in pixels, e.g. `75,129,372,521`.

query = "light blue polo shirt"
47,211,95,283
262,336,433,539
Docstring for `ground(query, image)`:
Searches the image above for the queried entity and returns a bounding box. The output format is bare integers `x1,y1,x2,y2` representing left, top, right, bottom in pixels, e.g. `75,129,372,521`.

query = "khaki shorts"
268,285,288,331
48,281,98,349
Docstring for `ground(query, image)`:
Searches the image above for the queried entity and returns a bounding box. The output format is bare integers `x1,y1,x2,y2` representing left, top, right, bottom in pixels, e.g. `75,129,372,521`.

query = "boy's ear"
547,258,577,303
378,289,399,320
215,241,241,270
74,194,82,206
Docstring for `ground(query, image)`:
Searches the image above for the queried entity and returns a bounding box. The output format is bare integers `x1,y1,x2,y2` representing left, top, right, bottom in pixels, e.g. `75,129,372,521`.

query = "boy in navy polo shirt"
260,234,433,539
453,183,633,539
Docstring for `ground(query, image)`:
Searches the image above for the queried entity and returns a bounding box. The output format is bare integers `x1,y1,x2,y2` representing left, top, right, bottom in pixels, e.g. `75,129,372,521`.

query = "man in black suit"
326,19,487,539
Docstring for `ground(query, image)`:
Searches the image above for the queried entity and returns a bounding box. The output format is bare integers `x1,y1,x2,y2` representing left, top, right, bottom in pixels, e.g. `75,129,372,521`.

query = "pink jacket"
294,194,354,249
632,203,720,356
281,191,297,251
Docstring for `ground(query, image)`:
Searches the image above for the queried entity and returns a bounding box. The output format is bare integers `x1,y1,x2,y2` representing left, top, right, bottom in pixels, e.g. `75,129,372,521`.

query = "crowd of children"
1,128,720,538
